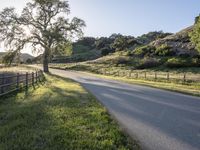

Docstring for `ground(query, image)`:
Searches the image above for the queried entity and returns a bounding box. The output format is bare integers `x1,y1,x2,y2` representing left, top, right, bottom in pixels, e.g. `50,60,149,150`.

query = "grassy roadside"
83,72,200,97
50,64,200,97
0,74,139,150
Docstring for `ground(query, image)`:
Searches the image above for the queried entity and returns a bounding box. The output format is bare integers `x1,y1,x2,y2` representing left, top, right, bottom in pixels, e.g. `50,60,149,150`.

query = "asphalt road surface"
44,68,200,150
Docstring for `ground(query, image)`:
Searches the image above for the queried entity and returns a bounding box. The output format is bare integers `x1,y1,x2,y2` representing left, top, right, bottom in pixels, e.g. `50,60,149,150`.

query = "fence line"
99,69,200,83
49,63,200,83
0,70,44,97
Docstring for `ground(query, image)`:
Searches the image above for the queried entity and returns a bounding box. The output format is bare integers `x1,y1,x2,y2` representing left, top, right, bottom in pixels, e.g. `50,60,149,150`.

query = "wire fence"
98,69,200,83
0,70,44,97
49,63,200,84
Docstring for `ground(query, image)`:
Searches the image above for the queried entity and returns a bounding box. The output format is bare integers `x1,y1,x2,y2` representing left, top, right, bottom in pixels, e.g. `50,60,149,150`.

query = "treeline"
72,31,172,57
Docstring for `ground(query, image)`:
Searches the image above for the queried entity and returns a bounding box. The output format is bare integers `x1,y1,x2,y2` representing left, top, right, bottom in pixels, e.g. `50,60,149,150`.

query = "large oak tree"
0,0,85,72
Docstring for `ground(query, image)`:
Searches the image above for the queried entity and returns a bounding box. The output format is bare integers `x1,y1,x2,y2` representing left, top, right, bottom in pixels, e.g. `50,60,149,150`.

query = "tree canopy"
2,51,18,66
0,0,85,72
190,15,200,54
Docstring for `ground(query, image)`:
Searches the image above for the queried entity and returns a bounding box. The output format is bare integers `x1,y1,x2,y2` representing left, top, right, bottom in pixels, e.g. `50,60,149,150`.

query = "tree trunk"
43,49,49,73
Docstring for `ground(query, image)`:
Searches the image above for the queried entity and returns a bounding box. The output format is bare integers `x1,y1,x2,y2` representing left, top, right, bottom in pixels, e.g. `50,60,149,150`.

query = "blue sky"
69,0,200,37
0,0,200,54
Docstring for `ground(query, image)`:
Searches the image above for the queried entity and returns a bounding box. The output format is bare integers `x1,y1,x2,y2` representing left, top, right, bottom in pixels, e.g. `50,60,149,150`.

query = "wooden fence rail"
0,70,44,97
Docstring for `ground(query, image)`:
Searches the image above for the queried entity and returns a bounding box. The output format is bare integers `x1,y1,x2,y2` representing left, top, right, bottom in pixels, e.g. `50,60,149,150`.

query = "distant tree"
111,36,139,51
76,37,96,49
26,58,33,64
190,15,200,54
0,0,85,72
2,51,18,66
137,31,172,45
95,37,113,50
109,33,123,40
101,47,114,56
195,15,200,24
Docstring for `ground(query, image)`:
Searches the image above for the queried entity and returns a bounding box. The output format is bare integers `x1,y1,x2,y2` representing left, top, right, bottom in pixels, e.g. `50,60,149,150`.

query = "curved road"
48,68,200,150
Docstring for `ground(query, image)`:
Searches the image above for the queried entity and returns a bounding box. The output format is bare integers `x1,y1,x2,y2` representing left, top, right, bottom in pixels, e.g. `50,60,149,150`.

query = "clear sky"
0,0,200,55
69,0,200,37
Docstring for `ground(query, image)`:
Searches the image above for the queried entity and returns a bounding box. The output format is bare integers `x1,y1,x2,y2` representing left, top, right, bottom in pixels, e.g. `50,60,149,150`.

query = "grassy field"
0,74,139,150
50,63,200,97
0,66,37,74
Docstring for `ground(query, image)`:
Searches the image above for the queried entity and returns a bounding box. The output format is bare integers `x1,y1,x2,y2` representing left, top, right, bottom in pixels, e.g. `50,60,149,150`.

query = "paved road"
48,68,200,150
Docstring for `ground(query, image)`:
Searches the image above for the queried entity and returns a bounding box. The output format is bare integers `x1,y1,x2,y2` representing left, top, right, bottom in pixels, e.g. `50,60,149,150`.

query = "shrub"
112,56,130,65
101,47,114,56
136,57,162,69
155,44,175,56
165,57,200,68
134,45,155,57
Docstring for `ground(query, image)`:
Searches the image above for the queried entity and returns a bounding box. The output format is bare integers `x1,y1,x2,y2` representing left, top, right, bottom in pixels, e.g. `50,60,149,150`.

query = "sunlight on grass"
87,73,200,97
0,74,139,150
0,66,37,73
50,63,200,97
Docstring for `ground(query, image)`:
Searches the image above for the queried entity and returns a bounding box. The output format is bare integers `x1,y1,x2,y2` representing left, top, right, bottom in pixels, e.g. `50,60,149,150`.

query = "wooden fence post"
38,71,41,82
16,73,19,90
167,72,169,81
183,73,186,83
32,72,34,86
26,72,28,90
155,72,157,80
1,74,4,94
129,71,132,78
136,73,138,79
36,71,38,83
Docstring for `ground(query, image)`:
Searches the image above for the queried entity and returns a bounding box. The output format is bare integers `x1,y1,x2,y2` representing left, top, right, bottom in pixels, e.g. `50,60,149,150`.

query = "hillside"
86,26,199,68
0,52,34,63
33,25,200,68
51,31,172,63
55,25,199,74
150,26,198,57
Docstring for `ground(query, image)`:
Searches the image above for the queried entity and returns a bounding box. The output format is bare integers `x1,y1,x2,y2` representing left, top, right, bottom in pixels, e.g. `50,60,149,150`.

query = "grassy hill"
0,52,34,63
50,26,200,75
83,26,199,69
52,37,102,63
150,26,198,57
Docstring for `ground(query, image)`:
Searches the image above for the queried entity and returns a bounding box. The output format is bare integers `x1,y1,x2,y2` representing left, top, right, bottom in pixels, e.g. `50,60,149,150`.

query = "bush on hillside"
136,31,172,45
136,57,162,69
189,15,200,53
134,45,156,57
155,44,175,56
75,37,96,49
111,56,130,65
165,57,200,68
101,47,114,56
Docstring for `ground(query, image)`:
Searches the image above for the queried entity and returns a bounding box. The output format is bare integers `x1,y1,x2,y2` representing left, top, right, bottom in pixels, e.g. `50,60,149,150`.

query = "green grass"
0,74,139,150
85,73,200,97
0,65,37,73
50,63,200,97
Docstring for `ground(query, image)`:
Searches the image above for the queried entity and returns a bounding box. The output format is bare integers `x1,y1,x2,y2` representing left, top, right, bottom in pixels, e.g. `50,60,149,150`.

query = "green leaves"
190,15,200,53
0,0,85,70
2,50,18,65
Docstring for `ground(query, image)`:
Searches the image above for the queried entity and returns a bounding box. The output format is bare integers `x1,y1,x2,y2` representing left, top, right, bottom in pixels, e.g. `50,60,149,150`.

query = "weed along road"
44,67,200,150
